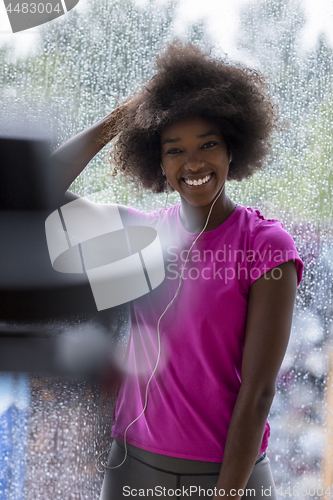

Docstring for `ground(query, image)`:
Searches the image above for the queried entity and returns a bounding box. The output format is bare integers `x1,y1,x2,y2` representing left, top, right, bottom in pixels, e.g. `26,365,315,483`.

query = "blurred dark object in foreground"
0,129,129,375
0,132,101,321
0,136,58,211
0,209,100,321
0,317,128,378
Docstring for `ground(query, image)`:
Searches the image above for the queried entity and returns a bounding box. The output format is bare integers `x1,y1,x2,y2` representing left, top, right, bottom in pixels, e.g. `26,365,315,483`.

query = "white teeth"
184,174,211,186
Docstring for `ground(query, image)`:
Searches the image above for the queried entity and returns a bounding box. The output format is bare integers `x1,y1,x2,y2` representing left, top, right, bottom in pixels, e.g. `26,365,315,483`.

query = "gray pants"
100,440,277,500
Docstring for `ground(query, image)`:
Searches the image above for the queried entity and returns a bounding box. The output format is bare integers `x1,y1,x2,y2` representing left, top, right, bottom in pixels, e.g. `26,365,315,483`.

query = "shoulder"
236,206,304,286
236,205,293,247
237,205,282,233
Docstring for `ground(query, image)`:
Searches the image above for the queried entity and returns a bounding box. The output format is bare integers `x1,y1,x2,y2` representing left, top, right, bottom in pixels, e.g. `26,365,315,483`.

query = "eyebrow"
162,131,219,146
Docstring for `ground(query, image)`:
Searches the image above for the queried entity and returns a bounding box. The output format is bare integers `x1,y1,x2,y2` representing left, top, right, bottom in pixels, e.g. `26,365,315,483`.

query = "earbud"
160,162,166,176
229,151,233,163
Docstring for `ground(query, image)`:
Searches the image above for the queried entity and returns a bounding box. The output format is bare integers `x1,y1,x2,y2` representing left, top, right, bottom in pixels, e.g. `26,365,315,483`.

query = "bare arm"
50,114,111,197
213,260,297,499
49,99,130,199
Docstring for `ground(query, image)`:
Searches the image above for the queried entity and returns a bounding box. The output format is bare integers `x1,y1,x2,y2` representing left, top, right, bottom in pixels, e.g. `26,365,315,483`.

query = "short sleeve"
249,221,304,286
126,206,161,227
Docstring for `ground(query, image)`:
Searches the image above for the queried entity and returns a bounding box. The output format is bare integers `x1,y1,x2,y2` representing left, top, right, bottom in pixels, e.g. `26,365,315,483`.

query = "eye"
166,148,182,155
202,141,218,149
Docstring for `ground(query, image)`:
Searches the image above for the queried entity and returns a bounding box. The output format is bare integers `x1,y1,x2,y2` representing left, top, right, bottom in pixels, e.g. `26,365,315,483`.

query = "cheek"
162,160,178,178
163,168,181,191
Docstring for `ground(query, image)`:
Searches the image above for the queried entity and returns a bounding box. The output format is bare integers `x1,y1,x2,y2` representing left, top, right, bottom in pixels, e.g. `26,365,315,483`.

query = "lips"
183,173,212,187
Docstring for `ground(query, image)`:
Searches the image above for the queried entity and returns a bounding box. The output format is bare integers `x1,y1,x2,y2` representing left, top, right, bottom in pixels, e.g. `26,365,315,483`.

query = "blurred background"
0,0,333,498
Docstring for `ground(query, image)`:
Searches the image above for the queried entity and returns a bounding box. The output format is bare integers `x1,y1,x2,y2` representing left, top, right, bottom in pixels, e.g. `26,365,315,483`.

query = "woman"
52,42,303,499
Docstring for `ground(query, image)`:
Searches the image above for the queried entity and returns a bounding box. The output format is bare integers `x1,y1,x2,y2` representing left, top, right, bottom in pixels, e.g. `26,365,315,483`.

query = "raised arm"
213,260,298,499
50,115,109,195
50,104,127,198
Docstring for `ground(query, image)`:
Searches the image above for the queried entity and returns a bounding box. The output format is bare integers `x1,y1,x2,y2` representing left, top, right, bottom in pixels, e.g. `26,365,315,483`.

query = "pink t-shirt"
111,204,303,462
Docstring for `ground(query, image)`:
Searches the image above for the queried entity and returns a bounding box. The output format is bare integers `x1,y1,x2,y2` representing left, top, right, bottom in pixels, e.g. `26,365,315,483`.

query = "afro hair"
102,41,279,193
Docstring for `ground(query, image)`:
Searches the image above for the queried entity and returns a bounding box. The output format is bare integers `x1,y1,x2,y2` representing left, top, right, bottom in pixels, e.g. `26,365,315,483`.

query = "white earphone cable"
96,182,225,472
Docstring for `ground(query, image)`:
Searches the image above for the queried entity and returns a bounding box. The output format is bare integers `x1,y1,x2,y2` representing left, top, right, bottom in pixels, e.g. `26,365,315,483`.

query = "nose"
183,151,205,171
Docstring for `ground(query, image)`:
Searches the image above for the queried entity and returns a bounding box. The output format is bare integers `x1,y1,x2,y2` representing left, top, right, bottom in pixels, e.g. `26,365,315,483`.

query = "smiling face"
160,116,230,208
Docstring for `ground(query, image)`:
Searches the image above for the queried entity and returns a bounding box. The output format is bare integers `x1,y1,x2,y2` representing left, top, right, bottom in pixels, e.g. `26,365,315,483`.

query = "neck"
179,189,236,233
